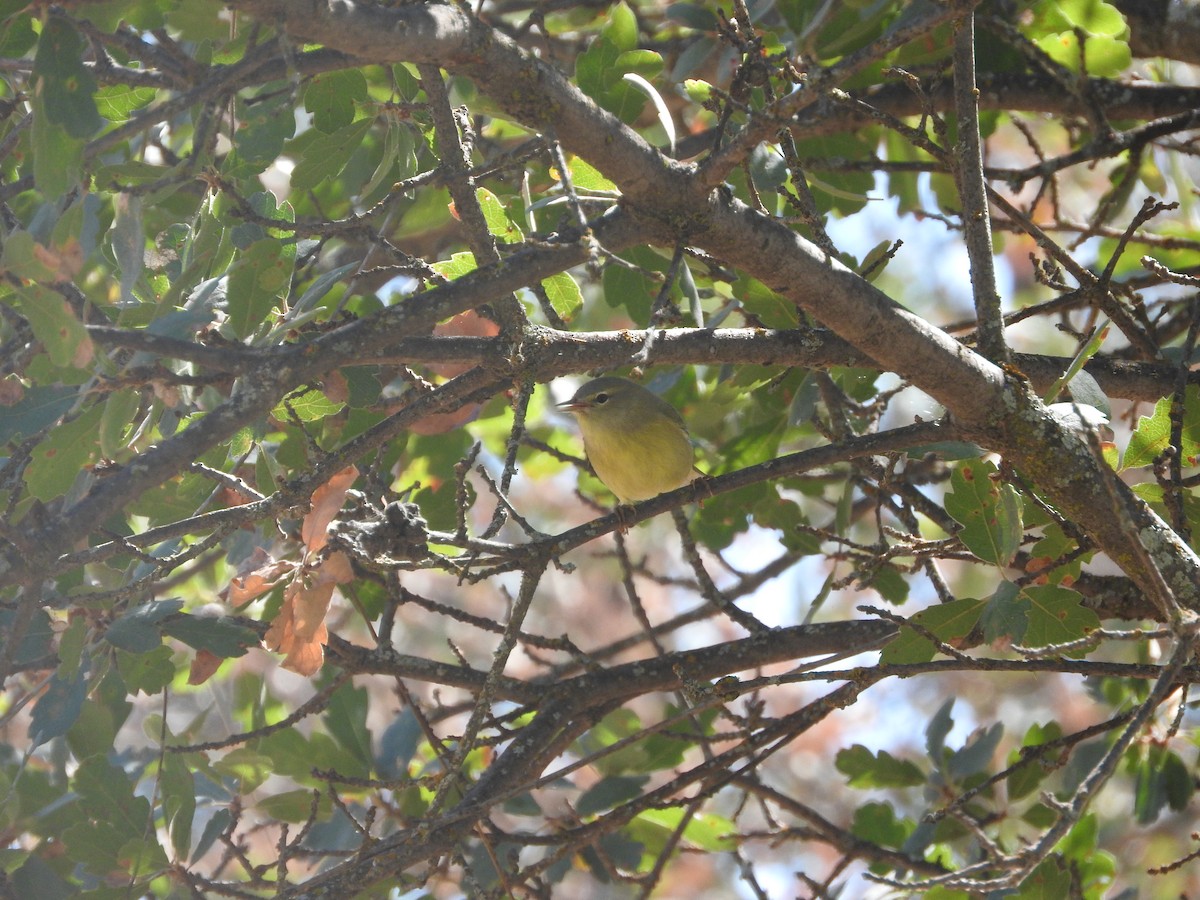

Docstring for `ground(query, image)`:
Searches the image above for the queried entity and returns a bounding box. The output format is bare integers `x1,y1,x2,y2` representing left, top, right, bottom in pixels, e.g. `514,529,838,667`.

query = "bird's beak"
558,399,584,412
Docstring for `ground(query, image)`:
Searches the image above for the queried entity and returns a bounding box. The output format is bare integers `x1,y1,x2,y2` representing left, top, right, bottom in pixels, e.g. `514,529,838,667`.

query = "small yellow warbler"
559,376,697,504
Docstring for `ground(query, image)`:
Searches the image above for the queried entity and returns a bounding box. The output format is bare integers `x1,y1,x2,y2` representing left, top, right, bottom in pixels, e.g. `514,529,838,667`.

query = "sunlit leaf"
880,597,985,665
836,745,926,789
945,459,1023,566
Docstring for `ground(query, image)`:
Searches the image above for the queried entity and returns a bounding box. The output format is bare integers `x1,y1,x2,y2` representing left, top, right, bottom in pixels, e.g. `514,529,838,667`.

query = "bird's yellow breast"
578,414,694,503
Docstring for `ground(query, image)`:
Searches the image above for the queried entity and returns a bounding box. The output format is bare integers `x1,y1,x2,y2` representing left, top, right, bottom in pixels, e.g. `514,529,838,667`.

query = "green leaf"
866,564,909,605
127,469,215,526
1013,857,1072,899
1026,522,1087,586
880,597,984,665
162,615,257,657
1044,324,1110,407
602,0,639,51
926,698,954,760
29,668,88,748
945,458,1023,566
683,78,714,104
1036,31,1130,77
116,645,176,695
1007,722,1064,800
616,49,664,79
274,386,345,423
0,606,53,666
111,194,144,305
5,855,73,899
290,117,373,191
1159,749,1194,812
851,801,911,849
104,599,183,653
575,34,659,123
305,69,368,133
227,239,290,338
30,97,85,198
193,808,233,863
164,0,230,40
577,775,647,815
67,679,129,761
161,752,196,858
666,3,719,30
1034,0,1128,35
608,728,689,775
947,723,1004,779
325,682,373,775
836,744,925,788
561,155,617,193
16,285,93,369
601,249,655,321
858,239,896,282
256,729,321,781
0,10,35,57
118,837,170,879
979,580,1029,644
214,747,275,793
33,18,103,138
577,35,621,103
1122,384,1200,470
231,91,296,171
1020,584,1098,650
1055,815,1117,889
362,118,416,199
475,187,523,244
258,789,331,823
99,389,141,458
632,808,735,853
431,250,478,280
73,756,152,831
94,83,157,122
738,277,799,329
378,708,422,778
749,143,788,192
57,615,88,680
62,821,127,876
290,261,358,317
0,231,59,282
23,402,103,501
1134,744,1193,823
575,707,665,776
541,270,583,321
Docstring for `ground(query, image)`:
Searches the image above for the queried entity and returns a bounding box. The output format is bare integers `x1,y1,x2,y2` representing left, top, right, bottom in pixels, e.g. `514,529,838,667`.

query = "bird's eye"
594,393,609,404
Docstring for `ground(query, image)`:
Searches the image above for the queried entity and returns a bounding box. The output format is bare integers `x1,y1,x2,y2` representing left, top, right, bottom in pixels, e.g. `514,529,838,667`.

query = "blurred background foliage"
1,0,1200,896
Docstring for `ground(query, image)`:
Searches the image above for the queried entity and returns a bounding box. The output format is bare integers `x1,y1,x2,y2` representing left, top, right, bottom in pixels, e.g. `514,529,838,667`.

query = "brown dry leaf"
262,552,352,676
150,380,181,407
0,376,24,406
33,239,85,281
302,466,358,553
223,548,294,607
407,311,498,434
57,238,85,279
429,310,499,378
187,649,225,685
319,549,353,585
71,328,94,368
408,404,482,436
279,632,326,676
323,370,350,405
263,577,331,676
